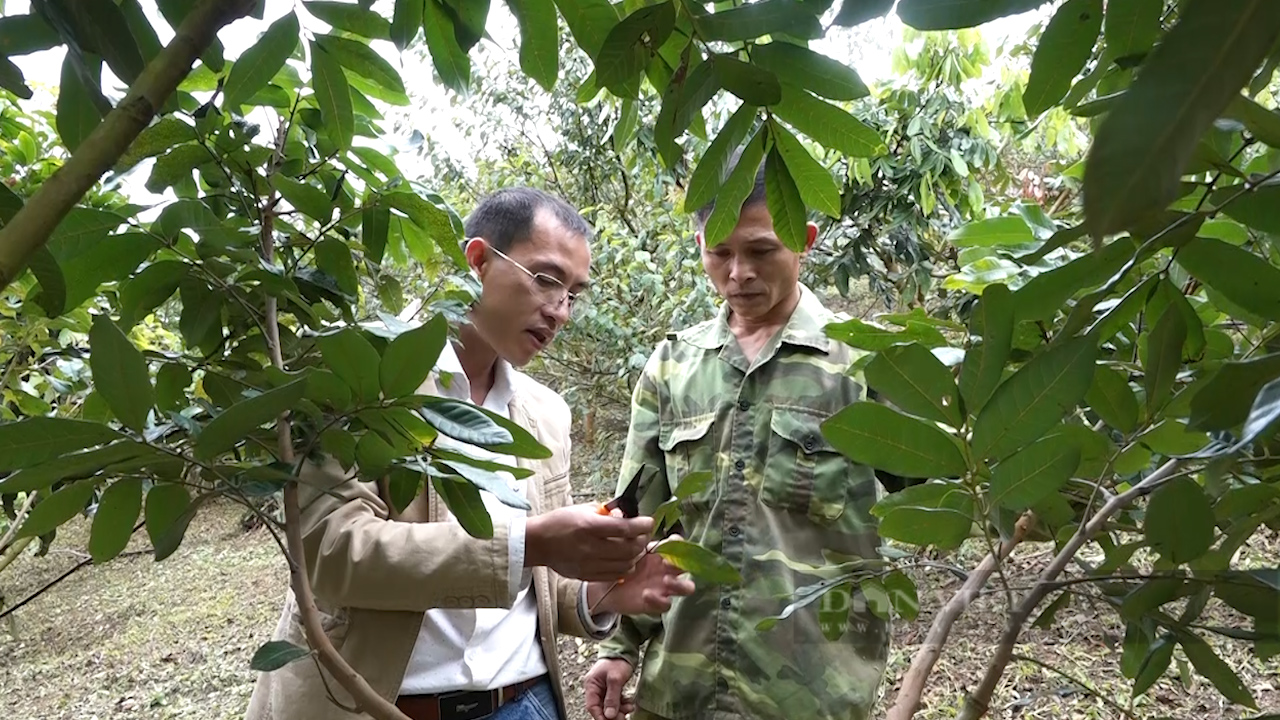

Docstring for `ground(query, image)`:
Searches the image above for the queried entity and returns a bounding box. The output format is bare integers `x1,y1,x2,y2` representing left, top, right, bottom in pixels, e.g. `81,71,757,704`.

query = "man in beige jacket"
247,188,694,720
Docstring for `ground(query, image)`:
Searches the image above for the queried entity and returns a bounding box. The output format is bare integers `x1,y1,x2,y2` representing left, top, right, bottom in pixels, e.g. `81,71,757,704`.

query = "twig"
0,522,146,622
958,459,1184,720
0,490,38,555
886,511,1037,720
1008,653,1139,720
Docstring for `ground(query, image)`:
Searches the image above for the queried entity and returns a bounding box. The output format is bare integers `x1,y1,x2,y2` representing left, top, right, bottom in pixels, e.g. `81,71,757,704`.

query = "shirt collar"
684,283,831,353
435,341,516,412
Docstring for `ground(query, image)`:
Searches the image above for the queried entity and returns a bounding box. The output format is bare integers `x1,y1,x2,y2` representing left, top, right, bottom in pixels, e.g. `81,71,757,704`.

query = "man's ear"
694,231,705,248
463,237,487,273
803,222,819,253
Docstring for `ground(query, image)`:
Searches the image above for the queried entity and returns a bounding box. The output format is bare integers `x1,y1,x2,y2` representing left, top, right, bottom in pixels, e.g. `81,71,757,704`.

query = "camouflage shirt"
597,285,889,720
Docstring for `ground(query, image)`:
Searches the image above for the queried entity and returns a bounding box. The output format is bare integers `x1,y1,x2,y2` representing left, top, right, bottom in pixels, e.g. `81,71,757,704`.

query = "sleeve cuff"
579,583,619,639
508,517,526,603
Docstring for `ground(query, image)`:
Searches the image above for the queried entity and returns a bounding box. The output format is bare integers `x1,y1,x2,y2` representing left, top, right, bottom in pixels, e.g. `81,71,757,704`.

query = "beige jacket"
245,371,602,720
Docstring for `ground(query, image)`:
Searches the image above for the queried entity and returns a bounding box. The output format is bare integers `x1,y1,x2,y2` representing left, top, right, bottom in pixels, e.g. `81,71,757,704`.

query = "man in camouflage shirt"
584,160,889,720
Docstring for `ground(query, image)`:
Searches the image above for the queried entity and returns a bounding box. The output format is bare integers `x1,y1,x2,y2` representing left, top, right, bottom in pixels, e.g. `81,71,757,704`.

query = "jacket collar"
683,283,831,353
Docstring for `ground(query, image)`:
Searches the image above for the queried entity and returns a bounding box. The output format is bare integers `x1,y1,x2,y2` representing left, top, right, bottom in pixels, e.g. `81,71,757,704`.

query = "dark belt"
396,675,546,720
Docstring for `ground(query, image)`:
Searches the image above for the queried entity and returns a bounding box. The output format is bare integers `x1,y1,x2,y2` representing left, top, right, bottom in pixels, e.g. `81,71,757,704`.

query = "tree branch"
0,0,255,292
886,511,1036,720
958,459,1184,720
0,490,38,556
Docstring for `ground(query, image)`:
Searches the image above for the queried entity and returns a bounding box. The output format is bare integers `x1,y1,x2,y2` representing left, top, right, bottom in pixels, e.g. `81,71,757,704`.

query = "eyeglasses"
487,245,588,318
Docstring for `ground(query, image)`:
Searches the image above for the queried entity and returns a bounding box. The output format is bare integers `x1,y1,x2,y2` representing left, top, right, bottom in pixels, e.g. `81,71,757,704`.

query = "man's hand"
525,504,653,581
586,536,695,616
585,658,635,720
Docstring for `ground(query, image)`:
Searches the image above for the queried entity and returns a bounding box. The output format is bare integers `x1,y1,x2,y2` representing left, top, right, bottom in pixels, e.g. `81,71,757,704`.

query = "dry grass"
2,500,1277,720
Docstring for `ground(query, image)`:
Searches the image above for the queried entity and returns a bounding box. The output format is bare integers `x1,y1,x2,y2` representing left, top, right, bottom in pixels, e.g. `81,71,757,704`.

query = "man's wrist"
585,581,612,615
523,514,545,568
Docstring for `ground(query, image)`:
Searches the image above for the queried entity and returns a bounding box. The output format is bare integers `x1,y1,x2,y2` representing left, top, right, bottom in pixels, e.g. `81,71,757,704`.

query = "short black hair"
464,187,593,251
693,150,767,227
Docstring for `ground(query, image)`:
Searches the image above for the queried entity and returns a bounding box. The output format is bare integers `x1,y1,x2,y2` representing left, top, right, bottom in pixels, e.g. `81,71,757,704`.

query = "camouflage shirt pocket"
763,407,847,524
658,414,716,509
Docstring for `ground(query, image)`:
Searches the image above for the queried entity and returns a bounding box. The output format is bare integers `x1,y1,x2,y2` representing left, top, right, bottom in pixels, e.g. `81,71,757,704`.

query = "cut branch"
958,459,1183,720
0,0,255,291
887,511,1036,720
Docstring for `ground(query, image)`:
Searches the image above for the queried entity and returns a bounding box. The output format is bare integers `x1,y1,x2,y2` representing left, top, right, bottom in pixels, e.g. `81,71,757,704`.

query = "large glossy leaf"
1104,0,1161,58
552,0,618,57
0,418,122,473
56,54,104,153
1144,303,1187,415
507,0,558,91
437,459,530,511
418,398,515,447
770,121,840,218
835,0,893,26
361,203,390,265
272,175,332,225
224,12,298,107
1083,1,1280,238
0,55,32,99
825,318,948,351
119,260,188,329
250,640,312,671
751,41,868,101
16,479,96,539
89,478,143,563
1191,354,1280,431
971,338,1097,461
654,58,718,167
423,0,470,93
304,1,390,39
896,0,1049,29
1179,633,1258,708
89,315,154,434
958,283,1014,417
1133,635,1175,697
0,13,60,56
865,343,963,427
316,329,383,403
822,402,967,478
704,127,766,246
1024,0,1102,116
871,481,974,549
712,54,780,106
1086,365,1139,433
432,475,495,538
1012,237,1134,322
310,39,355,150
657,539,743,584
988,434,1080,511
947,216,1034,247
194,379,308,460
380,314,449,399
771,85,885,158
391,0,424,50
1176,236,1280,322
685,104,757,213
315,34,406,94
693,0,821,42
0,441,152,494
385,191,467,268
1145,477,1214,564
143,483,191,561
763,148,807,251
596,2,673,97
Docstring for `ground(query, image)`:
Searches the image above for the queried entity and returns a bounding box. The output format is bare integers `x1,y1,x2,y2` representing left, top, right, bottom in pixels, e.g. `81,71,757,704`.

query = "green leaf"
711,54,780,106
1104,0,1161,58
385,191,467,268
971,338,1097,462
1189,353,1280,431
391,0,424,50
380,314,449,399
883,570,919,620
157,0,225,71
56,54,103,152
310,39,355,151
552,0,617,57
0,442,152,496
437,459,530,511
0,418,122,474
361,203,390,265
654,58,719,167
685,104,757,214
432,475,495,538
693,0,821,42
17,479,96,538
704,127,766,246
89,315,154,434
1225,96,1280,150
958,283,1014,417
250,640,313,672
1176,236,1280,322
751,41,868,101
1012,237,1135,323
836,0,893,26
1083,1,1280,238
143,482,191,560
224,12,299,107
272,175,332,225
988,435,1080,511
1231,377,1280,450
825,318,948,351
0,55,32,99
871,480,974,549
897,0,1050,29
770,121,840,218
316,329,383,403
507,0,558,91
0,13,60,56
194,379,308,460
763,147,807,251
657,539,742,584
119,260,188,329
315,34,406,94
146,144,211,193
822,402,967,478
1180,633,1258,708
865,343,963,427
1133,635,1175,697
315,238,358,297
430,448,534,479
116,118,197,172
423,0,470,93
772,85,885,158
305,1,391,39
1023,0,1103,117
355,432,395,478
948,216,1034,247
418,397,515,447
1087,365,1139,433
1144,303,1187,415
1145,477,1214,564
89,478,143,563
596,2,673,97
156,363,193,413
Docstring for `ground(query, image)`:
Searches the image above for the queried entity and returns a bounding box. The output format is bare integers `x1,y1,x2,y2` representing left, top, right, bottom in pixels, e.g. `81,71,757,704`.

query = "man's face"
698,202,813,322
467,208,591,367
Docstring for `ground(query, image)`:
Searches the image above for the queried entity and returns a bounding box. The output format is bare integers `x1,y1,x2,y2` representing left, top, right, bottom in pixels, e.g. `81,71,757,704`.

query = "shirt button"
729,525,740,537
734,459,745,471
803,437,817,451
737,399,750,411
720,597,731,609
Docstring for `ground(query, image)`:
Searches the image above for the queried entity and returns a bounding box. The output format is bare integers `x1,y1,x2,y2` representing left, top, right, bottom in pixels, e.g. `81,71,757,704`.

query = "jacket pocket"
658,415,716,511
290,599,351,649
762,407,847,524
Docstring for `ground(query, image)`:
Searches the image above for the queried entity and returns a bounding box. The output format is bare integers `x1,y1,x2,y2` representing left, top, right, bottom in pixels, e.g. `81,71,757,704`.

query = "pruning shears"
597,465,646,518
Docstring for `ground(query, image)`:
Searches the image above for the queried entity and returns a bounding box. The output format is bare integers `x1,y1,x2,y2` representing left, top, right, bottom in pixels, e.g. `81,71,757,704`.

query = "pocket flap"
659,415,715,451
770,408,836,455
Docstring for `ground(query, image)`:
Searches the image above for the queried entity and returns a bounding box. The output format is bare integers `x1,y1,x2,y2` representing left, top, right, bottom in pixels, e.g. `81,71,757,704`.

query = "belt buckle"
439,689,496,720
